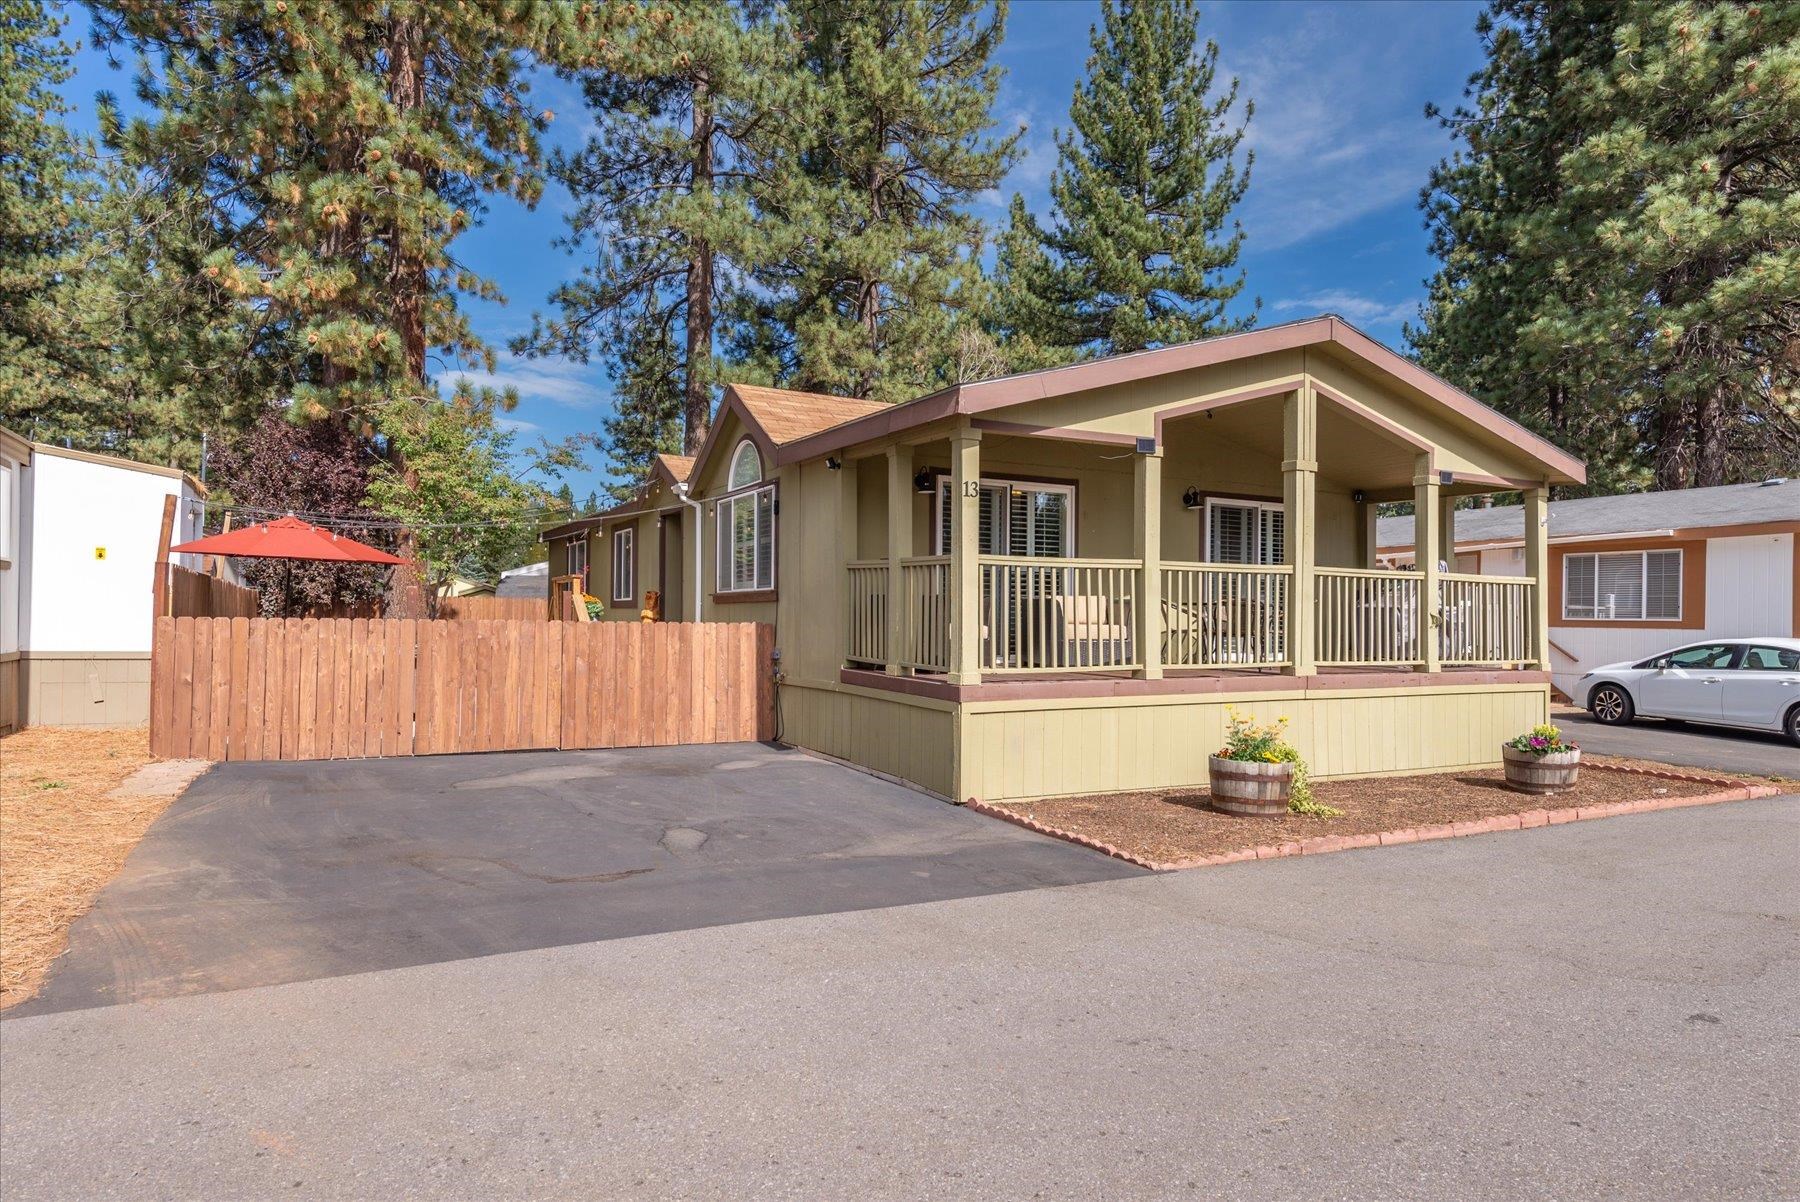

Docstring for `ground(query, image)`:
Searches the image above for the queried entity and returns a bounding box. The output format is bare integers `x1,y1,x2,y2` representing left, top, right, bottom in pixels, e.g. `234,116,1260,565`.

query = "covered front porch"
838,380,1550,689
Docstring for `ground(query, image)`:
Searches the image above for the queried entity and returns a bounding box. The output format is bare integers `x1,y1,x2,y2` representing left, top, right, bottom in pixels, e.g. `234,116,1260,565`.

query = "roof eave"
769,315,1588,487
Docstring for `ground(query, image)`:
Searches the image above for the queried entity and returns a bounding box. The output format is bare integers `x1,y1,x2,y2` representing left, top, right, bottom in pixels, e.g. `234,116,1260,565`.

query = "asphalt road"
3,794,1794,1201
1554,706,1798,778
10,743,1139,1016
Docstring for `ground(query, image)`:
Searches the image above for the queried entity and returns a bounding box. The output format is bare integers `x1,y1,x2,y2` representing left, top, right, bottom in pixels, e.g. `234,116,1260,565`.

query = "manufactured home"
629,316,1585,803
1378,478,1799,702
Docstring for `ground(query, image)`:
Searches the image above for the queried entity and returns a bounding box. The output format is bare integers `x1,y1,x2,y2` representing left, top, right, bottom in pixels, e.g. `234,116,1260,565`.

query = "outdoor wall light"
1352,489,1366,504
825,456,842,470
1182,487,1202,509
913,469,934,494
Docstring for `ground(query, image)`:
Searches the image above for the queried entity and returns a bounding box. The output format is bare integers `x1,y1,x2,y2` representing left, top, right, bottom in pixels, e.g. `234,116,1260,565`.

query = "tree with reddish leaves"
206,411,390,617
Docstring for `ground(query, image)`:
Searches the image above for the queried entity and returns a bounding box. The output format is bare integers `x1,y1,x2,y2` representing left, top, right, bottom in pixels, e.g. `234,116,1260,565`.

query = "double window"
717,441,776,593
1205,498,1285,565
933,478,1074,557
611,527,635,604
1563,549,1681,621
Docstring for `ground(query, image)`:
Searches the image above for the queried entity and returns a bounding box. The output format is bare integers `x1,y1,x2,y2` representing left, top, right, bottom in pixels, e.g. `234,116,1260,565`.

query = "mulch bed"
986,758,1758,869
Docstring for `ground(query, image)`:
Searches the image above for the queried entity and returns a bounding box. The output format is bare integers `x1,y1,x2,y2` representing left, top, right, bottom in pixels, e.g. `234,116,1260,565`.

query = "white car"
1580,637,1800,746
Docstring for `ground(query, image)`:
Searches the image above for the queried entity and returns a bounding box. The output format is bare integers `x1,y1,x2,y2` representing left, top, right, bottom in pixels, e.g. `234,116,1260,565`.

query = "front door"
659,513,683,621
1635,642,1735,720
938,479,1075,668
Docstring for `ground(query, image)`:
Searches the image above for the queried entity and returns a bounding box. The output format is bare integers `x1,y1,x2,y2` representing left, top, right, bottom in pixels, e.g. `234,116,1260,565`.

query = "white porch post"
1524,485,1550,669
1438,493,1459,571
1414,455,1442,672
1283,385,1319,675
1134,447,1163,680
1361,499,1380,569
949,426,983,685
884,444,912,675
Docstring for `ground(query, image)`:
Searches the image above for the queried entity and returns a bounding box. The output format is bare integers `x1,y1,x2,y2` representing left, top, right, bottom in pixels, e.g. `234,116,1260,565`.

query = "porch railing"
898,556,951,672
1315,568,1423,666
1438,574,1536,665
980,556,1139,672
848,558,1538,676
1161,563,1291,668
846,560,887,666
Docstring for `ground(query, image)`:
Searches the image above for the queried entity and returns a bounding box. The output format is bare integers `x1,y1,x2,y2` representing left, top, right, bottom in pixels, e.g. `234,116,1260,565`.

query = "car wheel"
1786,704,1800,748
1589,683,1634,725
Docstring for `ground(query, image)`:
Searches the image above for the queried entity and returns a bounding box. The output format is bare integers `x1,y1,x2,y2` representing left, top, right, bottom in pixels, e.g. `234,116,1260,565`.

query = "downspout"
676,482,705,622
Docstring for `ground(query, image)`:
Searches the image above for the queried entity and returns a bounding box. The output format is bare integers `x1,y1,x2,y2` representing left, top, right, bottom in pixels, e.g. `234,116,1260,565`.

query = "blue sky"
56,0,1485,500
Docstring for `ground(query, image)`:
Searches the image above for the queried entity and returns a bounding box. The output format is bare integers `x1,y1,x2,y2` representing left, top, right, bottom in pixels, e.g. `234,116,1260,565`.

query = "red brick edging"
964,766,1785,873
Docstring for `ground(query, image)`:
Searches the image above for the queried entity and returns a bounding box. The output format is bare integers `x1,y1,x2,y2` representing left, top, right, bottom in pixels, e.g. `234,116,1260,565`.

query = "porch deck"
842,663,1549,703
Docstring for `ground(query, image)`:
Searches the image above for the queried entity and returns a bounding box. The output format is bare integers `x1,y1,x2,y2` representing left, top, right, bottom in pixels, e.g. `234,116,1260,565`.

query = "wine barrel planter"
1501,746,1581,794
1208,756,1293,816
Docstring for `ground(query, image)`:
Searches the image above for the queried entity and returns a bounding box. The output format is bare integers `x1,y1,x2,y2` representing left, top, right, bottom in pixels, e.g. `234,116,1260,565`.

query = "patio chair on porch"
1056,595,1134,668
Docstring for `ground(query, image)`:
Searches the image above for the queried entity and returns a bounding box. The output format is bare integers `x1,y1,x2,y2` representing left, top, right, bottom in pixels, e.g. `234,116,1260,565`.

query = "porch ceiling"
1165,398,1420,492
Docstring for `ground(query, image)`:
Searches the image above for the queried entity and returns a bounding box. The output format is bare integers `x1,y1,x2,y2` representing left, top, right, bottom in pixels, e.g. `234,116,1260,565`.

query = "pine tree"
518,2,789,460
1413,1,1800,491
736,0,1020,401
93,0,579,611
591,304,685,504
0,0,101,435
0,1,268,467
1409,1,1648,495
1010,0,1256,360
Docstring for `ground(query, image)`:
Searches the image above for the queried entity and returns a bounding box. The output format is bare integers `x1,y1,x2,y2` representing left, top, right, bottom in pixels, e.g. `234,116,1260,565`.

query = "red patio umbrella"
170,515,407,564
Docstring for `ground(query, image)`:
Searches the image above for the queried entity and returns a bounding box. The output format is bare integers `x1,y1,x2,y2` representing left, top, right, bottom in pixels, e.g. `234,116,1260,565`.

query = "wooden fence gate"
150,617,774,761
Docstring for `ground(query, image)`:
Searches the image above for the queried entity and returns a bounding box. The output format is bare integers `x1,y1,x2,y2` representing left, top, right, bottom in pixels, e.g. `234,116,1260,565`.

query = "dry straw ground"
0,728,172,1009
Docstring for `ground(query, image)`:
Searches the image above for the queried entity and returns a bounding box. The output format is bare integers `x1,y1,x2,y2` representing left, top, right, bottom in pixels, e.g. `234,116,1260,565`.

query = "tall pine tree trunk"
384,13,429,618
683,72,715,454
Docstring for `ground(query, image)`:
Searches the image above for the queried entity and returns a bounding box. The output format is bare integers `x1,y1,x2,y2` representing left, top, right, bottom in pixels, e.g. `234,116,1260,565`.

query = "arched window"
728,441,762,491
717,440,775,594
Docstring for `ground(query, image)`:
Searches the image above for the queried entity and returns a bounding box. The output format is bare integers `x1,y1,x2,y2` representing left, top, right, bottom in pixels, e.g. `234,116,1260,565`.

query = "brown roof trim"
773,315,1587,485
971,418,1140,448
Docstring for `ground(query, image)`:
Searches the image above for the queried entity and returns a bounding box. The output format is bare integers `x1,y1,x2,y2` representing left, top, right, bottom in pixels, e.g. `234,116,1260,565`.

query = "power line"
200,499,581,534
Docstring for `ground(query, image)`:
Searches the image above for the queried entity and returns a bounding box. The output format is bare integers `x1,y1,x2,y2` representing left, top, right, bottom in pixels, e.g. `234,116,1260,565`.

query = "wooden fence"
150,617,774,761
168,564,261,619
438,595,547,621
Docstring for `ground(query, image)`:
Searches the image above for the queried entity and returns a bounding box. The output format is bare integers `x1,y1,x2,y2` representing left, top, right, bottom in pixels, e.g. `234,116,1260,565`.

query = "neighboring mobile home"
668,315,1587,803
0,428,207,729
1377,478,1799,702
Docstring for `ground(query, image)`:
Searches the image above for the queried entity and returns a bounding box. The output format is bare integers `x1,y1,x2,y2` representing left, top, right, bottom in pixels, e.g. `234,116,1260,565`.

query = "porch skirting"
781,673,1550,805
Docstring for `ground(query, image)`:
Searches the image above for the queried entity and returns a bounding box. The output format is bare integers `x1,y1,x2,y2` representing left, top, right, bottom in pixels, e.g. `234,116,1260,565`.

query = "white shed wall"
22,452,203,654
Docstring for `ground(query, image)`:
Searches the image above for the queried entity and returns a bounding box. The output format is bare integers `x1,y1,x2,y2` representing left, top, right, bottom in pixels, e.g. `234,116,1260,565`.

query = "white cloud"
497,415,541,434
1213,6,1463,251
438,355,603,410
1272,290,1419,327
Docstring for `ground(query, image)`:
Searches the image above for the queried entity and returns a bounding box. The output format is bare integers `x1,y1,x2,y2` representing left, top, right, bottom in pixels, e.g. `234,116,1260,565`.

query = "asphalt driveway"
11,743,1139,1016
1554,706,1798,778
3,795,1793,1199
